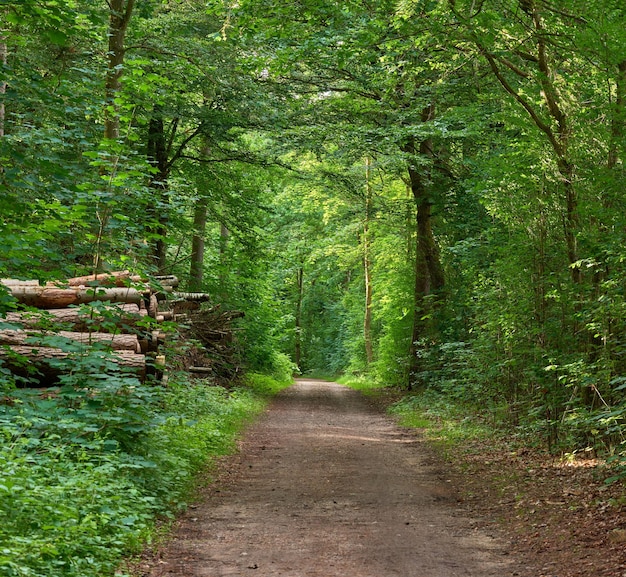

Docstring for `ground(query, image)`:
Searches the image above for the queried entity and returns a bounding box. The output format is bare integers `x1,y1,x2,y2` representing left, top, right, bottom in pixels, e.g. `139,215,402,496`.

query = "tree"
105,0,135,142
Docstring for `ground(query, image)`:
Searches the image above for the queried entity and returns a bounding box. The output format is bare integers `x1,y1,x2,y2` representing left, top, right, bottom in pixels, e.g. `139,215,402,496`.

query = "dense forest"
1,0,626,574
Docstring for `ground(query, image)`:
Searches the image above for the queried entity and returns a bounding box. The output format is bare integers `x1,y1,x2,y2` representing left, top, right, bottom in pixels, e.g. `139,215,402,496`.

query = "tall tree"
105,0,135,142
363,157,374,366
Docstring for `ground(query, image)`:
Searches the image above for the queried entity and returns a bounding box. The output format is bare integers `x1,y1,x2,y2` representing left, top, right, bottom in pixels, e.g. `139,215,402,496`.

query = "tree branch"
480,48,562,155
165,124,205,171
495,55,530,78
165,117,179,159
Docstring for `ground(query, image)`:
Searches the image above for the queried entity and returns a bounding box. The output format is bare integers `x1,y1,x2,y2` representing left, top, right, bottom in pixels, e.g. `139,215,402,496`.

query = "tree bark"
5,286,143,308
219,221,230,295
189,142,212,291
403,107,445,389
4,303,146,332
295,266,304,370
0,347,146,381
189,198,208,292
0,28,6,138
608,60,626,170
147,109,171,273
66,270,145,287
170,291,212,302
0,330,141,353
105,0,135,141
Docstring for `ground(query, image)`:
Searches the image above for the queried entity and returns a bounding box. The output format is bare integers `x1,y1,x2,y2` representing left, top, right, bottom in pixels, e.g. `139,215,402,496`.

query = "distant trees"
234,0,626,454
2,0,626,453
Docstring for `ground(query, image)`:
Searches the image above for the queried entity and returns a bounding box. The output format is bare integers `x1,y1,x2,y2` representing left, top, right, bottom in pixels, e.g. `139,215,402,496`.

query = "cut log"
0,279,40,287
0,330,141,353
65,270,146,287
3,303,147,332
0,345,146,380
154,275,179,288
189,366,213,375
171,292,212,302
156,311,174,322
7,286,143,308
148,294,159,318
137,331,162,354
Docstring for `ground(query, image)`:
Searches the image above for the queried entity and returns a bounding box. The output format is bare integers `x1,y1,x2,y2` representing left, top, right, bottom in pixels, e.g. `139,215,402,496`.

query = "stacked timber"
0,271,187,384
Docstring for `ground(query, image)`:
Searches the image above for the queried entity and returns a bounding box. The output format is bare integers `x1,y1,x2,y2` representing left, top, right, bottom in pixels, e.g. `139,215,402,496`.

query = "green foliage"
337,374,383,394
4,0,626,546
243,368,294,396
0,348,286,577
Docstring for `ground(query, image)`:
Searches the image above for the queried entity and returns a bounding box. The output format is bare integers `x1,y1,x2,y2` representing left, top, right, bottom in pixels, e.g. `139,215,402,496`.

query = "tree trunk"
0,29,6,138
403,107,445,389
295,266,304,370
219,221,230,295
66,270,145,287
5,286,143,308
105,0,135,141
170,291,212,302
363,157,374,366
4,303,146,332
147,110,170,273
189,141,212,291
0,346,146,381
189,199,208,292
608,60,626,170
0,329,141,353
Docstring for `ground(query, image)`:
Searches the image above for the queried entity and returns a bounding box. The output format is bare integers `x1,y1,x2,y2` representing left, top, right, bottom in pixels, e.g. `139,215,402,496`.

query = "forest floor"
442,422,626,577
133,379,626,577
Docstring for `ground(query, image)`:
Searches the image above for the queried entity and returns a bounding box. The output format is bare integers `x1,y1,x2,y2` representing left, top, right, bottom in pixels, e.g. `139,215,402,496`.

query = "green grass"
387,391,495,450
244,372,294,397
339,375,497,451
337,374,385,394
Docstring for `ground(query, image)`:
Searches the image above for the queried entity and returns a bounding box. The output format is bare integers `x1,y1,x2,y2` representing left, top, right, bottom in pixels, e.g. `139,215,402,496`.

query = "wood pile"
0,271,246,387
0,271,192,385
180,305,245,384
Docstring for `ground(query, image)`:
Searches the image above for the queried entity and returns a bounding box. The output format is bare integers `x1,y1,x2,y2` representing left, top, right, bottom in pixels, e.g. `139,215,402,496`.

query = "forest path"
143,379,529,577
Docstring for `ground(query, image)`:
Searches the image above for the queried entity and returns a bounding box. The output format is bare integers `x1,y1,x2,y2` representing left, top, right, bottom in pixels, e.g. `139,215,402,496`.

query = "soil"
135,379,626,577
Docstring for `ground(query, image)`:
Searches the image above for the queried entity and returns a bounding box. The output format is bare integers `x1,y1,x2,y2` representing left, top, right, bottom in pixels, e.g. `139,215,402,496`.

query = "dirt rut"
145,379,528,577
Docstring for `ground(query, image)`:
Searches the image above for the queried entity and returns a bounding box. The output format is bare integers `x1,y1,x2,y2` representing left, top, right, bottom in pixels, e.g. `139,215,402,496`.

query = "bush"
0,358,287,577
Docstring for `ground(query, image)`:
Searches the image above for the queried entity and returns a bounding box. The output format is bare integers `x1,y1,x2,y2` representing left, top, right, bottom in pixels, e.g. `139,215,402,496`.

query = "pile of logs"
0,271,182,384
0,270,247,387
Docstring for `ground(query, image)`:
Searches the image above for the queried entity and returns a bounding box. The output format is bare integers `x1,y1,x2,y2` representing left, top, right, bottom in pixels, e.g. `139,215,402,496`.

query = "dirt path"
143,379,532,577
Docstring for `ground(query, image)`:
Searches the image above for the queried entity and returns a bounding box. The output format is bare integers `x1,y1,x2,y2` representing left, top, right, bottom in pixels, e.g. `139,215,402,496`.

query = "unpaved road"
144,379,531,577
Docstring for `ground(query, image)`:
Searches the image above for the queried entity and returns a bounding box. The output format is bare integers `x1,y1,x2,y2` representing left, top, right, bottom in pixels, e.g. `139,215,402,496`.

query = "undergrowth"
336,374,383,394
341,375,626,483
341,375,494,448
0,362,292,577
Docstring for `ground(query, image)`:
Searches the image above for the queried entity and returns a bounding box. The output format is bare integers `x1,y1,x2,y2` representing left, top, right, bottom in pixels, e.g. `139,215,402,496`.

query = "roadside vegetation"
341,373,623,480
341,374,499,447
341,374,626,577
0,355,293,577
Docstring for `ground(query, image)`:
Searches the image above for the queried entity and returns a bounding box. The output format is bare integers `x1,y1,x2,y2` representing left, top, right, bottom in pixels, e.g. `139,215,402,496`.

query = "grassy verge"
340,375,501,453
0,371,292,577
